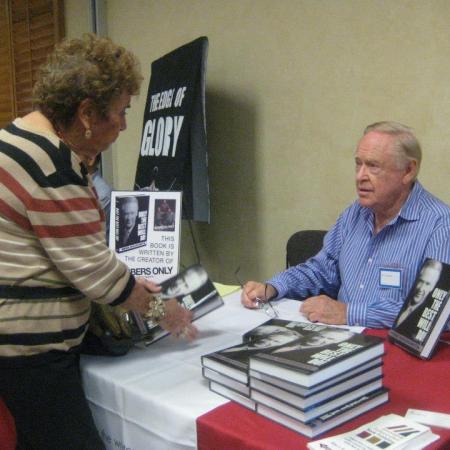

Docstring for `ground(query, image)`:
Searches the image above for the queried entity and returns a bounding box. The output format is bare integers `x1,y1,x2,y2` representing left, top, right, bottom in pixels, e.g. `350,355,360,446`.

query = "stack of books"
201,339,257,411
201,319,389,438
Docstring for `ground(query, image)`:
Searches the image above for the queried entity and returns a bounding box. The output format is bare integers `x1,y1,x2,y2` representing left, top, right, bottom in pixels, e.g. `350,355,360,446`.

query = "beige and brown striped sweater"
0,118,134,364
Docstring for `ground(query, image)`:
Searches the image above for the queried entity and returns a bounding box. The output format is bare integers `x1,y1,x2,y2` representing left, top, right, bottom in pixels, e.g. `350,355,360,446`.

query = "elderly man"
242,122,450,328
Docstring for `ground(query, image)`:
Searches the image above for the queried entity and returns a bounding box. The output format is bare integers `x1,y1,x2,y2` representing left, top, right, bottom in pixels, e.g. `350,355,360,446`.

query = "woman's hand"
159,298,198,341
121,278,198,341
121,277,161,314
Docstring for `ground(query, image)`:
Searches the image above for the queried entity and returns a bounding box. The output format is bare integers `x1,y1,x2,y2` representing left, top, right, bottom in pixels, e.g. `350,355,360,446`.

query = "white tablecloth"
81,292,364,450
81,291,269,450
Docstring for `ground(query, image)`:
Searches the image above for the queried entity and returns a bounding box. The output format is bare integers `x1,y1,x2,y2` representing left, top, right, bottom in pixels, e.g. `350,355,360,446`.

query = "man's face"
355,131,413,216
165,268,208,297
122,202,138,230
305,330,353,347
250,326,300,348
411,266,441,305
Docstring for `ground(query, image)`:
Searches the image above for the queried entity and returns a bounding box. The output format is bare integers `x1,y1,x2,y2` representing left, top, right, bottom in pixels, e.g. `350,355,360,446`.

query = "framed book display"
109,190,182,283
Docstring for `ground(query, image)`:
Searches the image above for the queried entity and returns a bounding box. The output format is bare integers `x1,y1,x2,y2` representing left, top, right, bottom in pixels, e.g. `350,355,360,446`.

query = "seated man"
241,121,450,328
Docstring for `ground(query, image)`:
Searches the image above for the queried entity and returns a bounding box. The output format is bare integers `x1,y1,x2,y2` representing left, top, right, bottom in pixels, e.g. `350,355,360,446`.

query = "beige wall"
64,0,91,37
66,0,450,284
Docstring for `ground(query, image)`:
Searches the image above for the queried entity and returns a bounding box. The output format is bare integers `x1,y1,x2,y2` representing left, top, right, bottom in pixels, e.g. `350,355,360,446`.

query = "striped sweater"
0,118,134,363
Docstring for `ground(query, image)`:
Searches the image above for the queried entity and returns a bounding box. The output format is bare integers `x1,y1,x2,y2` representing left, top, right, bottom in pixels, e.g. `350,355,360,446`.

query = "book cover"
257,388,389,439
201,317,325,385
247,319,384,388
114,194,150,254
388,258,450,359
129,264,224,345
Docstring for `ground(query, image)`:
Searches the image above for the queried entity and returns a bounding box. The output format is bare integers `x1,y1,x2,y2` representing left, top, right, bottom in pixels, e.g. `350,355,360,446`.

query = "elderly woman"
0,34,196,450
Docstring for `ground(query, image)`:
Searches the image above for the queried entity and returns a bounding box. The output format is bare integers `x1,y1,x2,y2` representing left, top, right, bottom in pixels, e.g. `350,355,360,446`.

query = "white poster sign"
109,190,182,283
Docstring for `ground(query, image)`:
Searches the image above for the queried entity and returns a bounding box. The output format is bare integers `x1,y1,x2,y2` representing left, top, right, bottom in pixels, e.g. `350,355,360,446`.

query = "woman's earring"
85,128,92,140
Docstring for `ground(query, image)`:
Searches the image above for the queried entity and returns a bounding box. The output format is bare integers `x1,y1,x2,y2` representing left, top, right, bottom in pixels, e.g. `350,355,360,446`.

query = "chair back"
286,230,327,268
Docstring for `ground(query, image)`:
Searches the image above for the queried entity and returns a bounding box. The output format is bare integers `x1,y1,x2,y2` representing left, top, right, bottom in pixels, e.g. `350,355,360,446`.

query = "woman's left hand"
121,277,161,314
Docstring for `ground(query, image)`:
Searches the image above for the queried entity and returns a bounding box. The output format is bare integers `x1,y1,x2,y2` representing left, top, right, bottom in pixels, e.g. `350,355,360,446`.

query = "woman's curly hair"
33,33,143,128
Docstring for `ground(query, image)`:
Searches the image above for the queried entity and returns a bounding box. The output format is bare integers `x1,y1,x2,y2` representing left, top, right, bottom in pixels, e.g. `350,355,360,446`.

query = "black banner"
134,37,210,222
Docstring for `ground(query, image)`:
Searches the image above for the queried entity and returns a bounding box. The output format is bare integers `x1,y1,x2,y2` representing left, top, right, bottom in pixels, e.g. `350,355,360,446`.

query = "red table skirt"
197,330,450,450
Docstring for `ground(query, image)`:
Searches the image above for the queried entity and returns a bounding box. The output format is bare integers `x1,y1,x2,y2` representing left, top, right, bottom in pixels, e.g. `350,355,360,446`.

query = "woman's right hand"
121,278,198,341
159,298,198,341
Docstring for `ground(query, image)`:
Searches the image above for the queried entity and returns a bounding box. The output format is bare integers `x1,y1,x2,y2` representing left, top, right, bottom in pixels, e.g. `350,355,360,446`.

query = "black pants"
0,353,105,450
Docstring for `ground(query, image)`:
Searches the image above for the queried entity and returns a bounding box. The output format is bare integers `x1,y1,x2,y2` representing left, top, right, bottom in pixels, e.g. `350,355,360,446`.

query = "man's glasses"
234,267,279,318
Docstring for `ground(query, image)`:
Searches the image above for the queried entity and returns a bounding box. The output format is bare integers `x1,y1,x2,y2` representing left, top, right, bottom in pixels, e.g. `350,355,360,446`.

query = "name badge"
379,268,402,289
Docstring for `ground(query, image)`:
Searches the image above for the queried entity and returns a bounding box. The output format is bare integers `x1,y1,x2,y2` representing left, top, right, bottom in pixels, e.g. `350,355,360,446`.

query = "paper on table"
406,409,450,430
273,298,365,333
213,282,241,297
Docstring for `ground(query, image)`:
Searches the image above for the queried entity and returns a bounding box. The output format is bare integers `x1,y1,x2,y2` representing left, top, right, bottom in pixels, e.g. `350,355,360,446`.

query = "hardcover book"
201,340,254,384
128,264,224,345
250,365,383,410
247,319,384,388
251,378,384,423
249,357,383,398
257,388,389,439
202,367,250,396
388,258,450,359
209,381,256,411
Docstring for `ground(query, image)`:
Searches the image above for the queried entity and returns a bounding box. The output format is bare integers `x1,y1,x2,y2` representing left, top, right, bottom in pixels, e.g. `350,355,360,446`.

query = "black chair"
286,230,327,268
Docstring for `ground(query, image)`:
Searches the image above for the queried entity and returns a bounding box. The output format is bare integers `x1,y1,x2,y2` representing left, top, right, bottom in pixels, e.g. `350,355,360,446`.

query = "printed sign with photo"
109,190,182,283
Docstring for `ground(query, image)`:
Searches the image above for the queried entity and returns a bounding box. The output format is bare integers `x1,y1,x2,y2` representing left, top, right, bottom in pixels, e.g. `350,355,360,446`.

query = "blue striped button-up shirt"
268,182,450,328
